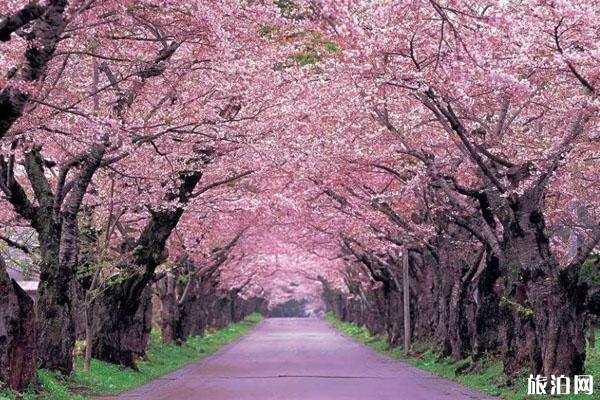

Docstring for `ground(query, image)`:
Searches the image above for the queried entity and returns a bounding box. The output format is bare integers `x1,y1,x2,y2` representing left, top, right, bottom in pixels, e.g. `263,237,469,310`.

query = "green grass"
1,313,263,399
325,312,600,399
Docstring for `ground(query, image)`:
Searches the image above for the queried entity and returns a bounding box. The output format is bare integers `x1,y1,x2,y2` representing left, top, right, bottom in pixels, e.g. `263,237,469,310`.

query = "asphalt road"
110,318,495,400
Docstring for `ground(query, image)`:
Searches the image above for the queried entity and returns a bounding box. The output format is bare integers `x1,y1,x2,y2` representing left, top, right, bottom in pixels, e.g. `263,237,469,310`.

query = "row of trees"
305,0,600,381
0,0,599,393
1,239,268,390
0,0,304,392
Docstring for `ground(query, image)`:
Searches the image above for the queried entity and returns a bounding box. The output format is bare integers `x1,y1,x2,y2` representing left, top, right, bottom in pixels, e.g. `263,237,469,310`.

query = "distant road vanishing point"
109,318,495,400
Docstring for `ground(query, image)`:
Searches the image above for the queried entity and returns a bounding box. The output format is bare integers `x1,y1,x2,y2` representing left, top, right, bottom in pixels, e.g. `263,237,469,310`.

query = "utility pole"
403,250,410,355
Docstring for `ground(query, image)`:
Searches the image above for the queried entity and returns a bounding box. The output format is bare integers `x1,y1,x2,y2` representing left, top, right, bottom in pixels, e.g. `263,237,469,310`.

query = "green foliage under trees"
0,314,262,400
325,313,600,400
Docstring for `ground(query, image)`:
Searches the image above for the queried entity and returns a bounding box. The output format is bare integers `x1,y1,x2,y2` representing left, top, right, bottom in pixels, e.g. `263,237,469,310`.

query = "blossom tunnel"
0,0,599,397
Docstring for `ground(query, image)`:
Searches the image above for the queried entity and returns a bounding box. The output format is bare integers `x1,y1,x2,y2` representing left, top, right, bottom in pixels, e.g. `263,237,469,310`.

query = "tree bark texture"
0,256,37,391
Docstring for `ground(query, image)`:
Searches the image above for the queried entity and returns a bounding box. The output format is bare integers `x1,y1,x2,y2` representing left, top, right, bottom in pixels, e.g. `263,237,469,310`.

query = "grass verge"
325,312,599,399
1,313,263,400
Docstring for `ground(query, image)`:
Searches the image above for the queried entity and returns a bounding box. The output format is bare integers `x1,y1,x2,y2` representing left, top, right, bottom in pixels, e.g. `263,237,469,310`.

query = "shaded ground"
106,318,494,400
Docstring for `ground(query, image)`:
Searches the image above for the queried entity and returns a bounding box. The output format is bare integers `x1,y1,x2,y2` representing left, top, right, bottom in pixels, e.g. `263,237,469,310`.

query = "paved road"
111,318,495,400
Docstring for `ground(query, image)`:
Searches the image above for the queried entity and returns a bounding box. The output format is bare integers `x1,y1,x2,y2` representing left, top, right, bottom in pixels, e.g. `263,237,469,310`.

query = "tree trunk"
84,305,93,372
529,278,586,376
156,273,178,344
178,293,206,338
36,147,106,372
91,171,202,366
0,256,37,391
503,193,587,377
14,143,106,374
177,290,205,339
91,273,153,368
36,236,77,373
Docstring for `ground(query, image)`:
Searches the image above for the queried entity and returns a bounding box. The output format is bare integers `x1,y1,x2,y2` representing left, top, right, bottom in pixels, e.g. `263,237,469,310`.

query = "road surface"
110,318,495,400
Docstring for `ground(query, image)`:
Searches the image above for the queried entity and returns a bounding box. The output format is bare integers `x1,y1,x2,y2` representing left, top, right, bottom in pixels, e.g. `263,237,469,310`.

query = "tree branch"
420,90,507,193
0,234,34,255
191,170,254,198
566,224,600,274
0,2,46,42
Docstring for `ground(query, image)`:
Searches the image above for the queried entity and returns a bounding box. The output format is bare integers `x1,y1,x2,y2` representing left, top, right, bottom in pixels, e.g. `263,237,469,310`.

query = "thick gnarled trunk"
91,273,153,368
500,193,587,377
35,144,107,373
0,257,37,391
36,231,76,373
36,281,76,373
92,171,202,366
